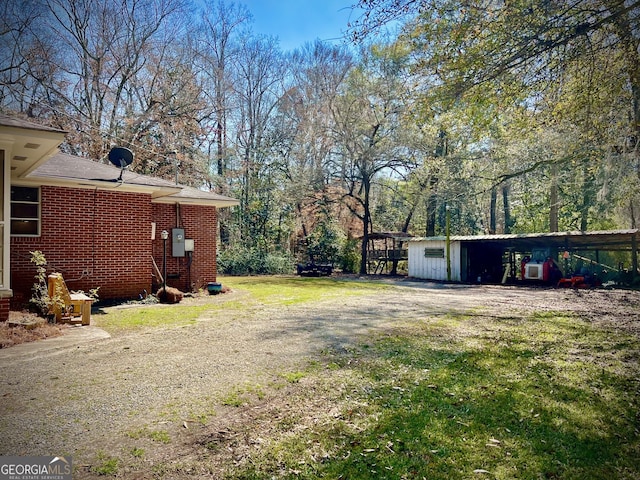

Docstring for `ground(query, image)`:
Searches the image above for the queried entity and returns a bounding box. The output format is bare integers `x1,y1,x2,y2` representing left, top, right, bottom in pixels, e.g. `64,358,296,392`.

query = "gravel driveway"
1,279,638,477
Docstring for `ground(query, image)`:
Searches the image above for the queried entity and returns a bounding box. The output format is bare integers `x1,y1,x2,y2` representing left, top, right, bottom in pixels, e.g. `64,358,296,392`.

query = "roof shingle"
28,152,238,207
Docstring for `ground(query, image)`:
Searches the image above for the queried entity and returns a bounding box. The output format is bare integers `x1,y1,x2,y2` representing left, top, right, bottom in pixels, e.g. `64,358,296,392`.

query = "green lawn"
91,303,213,333
90,277,640,479
220,275,391,305
91,275,389,333
215,287,639,479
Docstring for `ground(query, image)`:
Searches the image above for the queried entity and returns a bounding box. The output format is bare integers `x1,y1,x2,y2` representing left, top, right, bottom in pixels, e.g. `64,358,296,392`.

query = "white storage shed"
408,238,465,282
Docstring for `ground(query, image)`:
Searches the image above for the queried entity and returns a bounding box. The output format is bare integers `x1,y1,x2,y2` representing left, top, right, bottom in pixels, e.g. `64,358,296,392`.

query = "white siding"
408,240,462,281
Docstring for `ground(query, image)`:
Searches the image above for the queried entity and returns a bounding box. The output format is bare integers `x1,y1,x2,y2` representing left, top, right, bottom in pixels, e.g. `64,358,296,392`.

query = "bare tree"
18,0,187,159
0,0,44,109
231,34,287,244
197,1,251,182
331,44,415,274
273,41,353,245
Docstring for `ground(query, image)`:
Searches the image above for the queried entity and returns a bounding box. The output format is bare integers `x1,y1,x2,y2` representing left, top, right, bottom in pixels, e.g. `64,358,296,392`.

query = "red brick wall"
0,298,9,321
151,203,218,293
10,186,153,308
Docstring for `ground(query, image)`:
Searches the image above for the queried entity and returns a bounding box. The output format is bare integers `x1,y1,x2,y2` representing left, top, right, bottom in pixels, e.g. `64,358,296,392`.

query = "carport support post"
446,205,451,281
633,235,638,281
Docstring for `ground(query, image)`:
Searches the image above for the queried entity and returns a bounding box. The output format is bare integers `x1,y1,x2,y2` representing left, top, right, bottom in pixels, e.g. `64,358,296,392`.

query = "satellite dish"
108,147,134,181
108,147,134,168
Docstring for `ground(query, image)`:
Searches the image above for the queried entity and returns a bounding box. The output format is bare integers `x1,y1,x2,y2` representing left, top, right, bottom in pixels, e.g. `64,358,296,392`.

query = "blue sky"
242,0,361,51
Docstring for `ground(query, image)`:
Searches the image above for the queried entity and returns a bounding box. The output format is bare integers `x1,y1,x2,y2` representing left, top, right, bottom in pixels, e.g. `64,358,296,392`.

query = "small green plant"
29,250,62,318
282,371,306,383
127,427,171,444
148,430,171,444
130,447,145,458
220,383,265,406
91,451,118,475
190,412,212,425
76,286,100,301
220,390,245,407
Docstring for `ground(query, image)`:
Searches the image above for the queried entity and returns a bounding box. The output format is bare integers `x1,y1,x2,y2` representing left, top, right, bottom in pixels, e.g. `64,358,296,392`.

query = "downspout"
92,187,97,277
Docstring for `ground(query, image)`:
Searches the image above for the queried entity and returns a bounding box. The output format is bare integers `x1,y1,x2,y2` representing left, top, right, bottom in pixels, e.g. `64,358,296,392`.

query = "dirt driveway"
0,279,638,477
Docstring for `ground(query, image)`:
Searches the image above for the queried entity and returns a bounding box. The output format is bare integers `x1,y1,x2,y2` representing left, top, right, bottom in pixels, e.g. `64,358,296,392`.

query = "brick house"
1,114,238,319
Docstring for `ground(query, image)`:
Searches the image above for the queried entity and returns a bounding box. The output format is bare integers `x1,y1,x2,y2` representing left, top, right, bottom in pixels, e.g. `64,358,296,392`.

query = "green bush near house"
217,246,294,275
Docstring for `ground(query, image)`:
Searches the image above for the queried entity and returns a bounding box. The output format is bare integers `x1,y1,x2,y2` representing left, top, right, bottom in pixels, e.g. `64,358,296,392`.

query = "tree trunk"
580,161,594,231
489,187,497,233
604,0,640,224
216,120,225,176
425,129,448,236
502,183,513,234
359,177,371,275
241,147,251,241
426,176,438,236
550,163,559,232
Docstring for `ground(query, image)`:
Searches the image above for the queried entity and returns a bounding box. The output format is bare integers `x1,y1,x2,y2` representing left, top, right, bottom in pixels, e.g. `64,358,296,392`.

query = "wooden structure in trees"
363,232,412,275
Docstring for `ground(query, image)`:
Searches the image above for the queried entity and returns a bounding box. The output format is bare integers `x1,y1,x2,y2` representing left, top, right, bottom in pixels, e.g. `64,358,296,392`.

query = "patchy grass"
281,371,306,383
130,447,145,458
219,275,390,306
90,451,119,476
92,304,214,333
218,310,640,480
220,383,266,407
92,276,389,334
127,427,171,444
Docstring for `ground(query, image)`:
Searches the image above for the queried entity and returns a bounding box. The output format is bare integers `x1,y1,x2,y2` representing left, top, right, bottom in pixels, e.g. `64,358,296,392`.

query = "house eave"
0,128,66,180
15,176,182,197
152,184,239,207
152,195,239,208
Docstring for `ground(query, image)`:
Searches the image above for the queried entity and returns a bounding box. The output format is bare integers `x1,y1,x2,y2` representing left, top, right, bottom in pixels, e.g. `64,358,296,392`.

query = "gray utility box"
172,228,185,257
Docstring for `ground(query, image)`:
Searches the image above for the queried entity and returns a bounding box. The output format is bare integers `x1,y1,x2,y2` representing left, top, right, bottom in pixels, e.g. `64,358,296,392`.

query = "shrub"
306,220,340,264
29,251,61,317
218,246,294,275
338,238,360,274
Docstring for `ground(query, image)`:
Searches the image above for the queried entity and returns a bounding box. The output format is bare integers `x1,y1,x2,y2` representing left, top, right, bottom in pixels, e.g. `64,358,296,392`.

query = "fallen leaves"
485,438,501,448
473,468,492,474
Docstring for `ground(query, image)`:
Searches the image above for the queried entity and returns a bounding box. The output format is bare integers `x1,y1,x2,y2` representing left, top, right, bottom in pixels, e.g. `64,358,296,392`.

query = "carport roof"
409,229,639,251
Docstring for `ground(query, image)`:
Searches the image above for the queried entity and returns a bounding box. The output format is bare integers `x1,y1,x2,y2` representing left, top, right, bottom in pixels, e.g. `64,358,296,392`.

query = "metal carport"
408,229,638,284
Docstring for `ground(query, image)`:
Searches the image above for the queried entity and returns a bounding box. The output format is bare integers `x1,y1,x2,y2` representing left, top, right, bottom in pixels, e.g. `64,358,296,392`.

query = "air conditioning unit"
525,263,544,280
